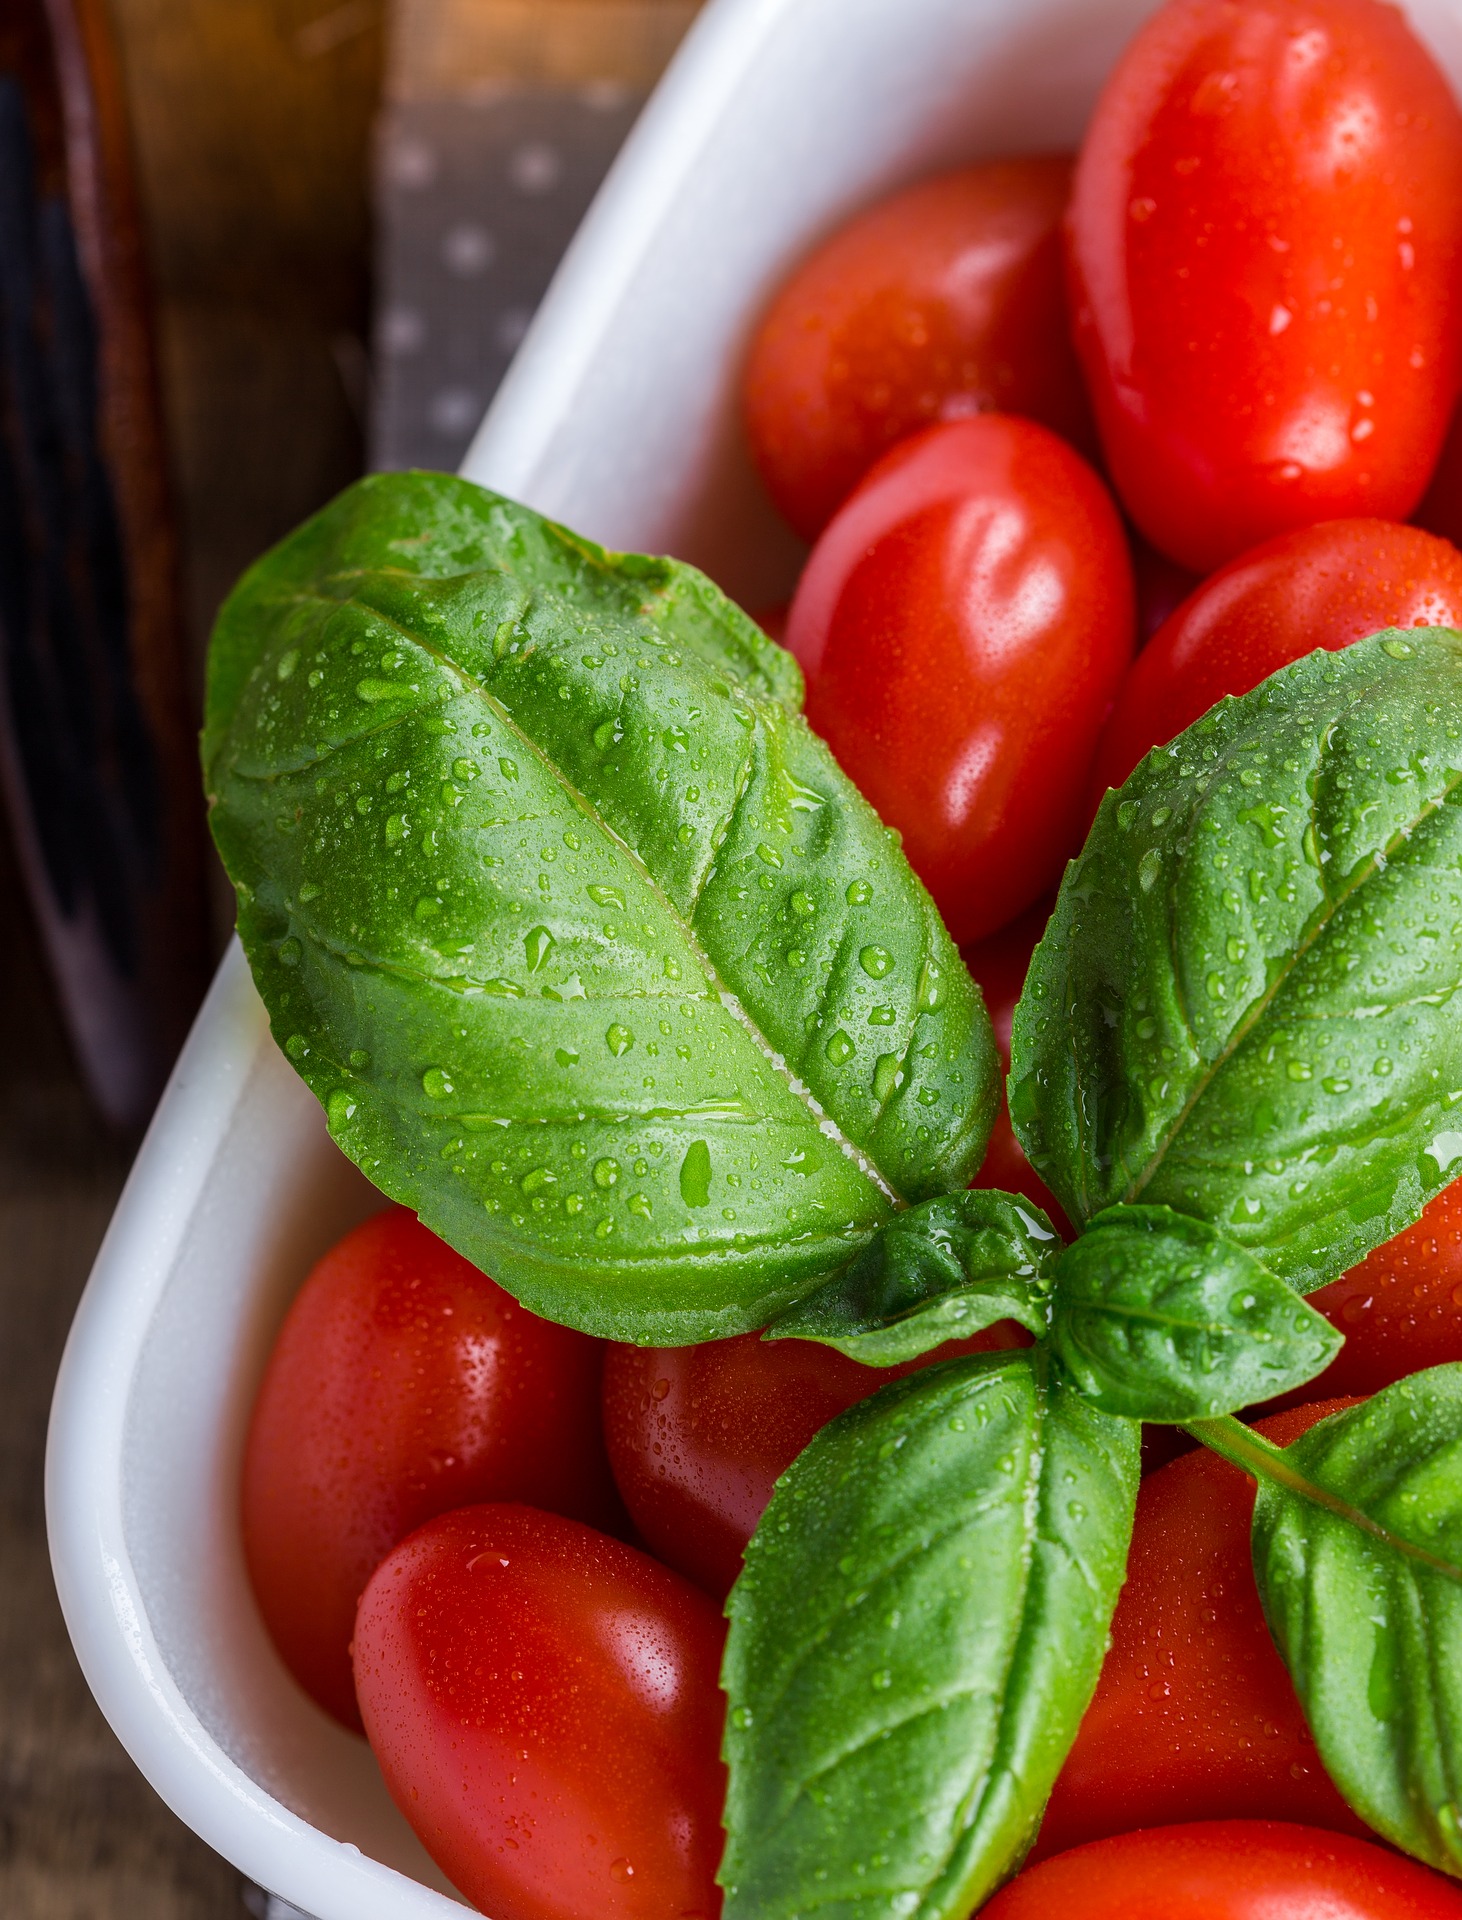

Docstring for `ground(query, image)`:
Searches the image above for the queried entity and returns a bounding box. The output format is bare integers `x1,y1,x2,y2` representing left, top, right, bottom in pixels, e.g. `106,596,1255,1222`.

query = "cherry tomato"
986,1821,1462,1920
787,415,1134,944
744,157,1092,540
354,1505,725,1920
1037,1400,1365,1856
1302,1178,1462,1398
242,1207,619,1728
1067,0,1462,573
1093,518,1462,796
962,898,1071,1231
602,1320,1029,1599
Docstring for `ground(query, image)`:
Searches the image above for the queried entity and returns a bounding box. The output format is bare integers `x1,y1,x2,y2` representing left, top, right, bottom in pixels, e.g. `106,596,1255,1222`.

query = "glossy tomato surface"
744,156,1091,540
962,898,1070,1230
1093,518,1462,794
1068,0,1462,572
1303,1178,1462,1397
354,1505,726,1920
242,1207,619,1727
986,1821,1462,1919
1037,1400,1363,1855
787,415,1134,944
602,1321,1028,1598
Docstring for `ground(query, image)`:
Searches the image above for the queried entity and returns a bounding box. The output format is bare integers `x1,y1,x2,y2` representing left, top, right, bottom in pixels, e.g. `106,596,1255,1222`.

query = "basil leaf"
1250,1367,1462,1875
204,473,998,1341
1049,1203,1340,1421
1011,630,1462,1292
720,1350,1139,1920
765,1189,1057,1363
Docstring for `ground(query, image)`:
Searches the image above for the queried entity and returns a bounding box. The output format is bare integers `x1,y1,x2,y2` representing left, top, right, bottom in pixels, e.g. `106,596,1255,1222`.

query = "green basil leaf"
1010,630,1462,1292
765,1188,1057,1363
204,473,998,1341
1250,1367,1462,1875
1049,1203,1340,1421
720,1350,1139,1920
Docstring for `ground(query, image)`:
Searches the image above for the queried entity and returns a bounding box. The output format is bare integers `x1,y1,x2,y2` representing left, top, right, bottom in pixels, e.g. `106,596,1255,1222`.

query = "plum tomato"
1129,529,1200,646
602,1320,1029,1599
1302,1178,1462,1398
743,156,1092,540
962,897,1070,1231
1067,0,1462,573
354,1505,726,1920
1415,398,1462,547
1092,518,1462,797
986,1821,1462,1920
786,414,1135,944
242,1206,620,1728
1036,1400,1365,1857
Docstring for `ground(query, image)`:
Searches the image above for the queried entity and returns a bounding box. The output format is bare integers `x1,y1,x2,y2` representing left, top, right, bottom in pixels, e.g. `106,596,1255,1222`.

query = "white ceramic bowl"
46,0,1462,1913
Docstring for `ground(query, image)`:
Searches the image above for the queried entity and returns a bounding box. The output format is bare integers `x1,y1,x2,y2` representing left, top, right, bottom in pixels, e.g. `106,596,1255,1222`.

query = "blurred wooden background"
2,1,696,1914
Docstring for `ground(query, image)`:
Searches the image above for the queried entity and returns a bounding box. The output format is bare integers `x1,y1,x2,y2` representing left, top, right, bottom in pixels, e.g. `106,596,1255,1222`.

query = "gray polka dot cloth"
371,0,700,471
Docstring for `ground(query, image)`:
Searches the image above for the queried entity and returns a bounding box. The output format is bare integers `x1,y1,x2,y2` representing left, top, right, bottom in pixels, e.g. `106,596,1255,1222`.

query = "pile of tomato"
243,1,1462,1914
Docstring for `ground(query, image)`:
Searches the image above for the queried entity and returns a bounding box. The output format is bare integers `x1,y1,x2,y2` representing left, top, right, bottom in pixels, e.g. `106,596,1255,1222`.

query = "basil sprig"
209,480,1462,1910
1010,630,1462,1293
721,1350,1139,1920
766,1188,1058,1363
204,473,999,1342
1249,1368,1462,1874
1049,1204,1341,1421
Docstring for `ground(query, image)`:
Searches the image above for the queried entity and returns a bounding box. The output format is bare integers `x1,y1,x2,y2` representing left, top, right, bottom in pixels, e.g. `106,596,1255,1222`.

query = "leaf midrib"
1124,701,1462,1206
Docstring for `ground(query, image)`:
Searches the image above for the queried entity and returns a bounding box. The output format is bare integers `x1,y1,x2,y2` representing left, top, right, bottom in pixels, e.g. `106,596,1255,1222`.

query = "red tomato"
744,157,1092,540
787,415,1134,944
354,1505,725,1920
962,898,1071,1231
242,1207,619,1728
986,1821,1462,1920
1303,1178,1462,1397
1067,0,1462,573
1093,517,1462,795
1037,1400,1365,1856
602,1321,1028,1599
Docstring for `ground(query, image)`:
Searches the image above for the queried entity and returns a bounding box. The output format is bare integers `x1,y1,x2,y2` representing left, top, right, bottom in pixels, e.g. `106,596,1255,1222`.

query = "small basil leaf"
1251,1366,1462,1875
1010,630,1462,1292
765,1188,1057,1363
720,1350,1139,1920
204,473,999,1342
1049,1204,1341,1421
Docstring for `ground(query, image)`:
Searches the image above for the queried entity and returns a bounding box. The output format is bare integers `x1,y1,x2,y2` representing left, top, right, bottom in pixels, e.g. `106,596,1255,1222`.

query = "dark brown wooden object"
0,0,209,1129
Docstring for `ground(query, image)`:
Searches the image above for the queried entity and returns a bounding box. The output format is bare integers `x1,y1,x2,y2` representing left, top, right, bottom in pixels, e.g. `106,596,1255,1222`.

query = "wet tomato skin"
1067,0,1462,573
242,1207,619,1728
1036,1400,1365,1857
787,414,1134,944
1092,518,1462,797
744,156,1091,540
986,1821,1462,1919
354,1505,726,1920
602,1321,1029,1599
1303,1179,1462,1398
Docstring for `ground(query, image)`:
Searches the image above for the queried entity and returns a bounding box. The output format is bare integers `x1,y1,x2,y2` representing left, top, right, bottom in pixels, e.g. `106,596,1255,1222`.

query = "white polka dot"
510,141,561,194
580,78,632,111
384,136,437,189
495,307,533,353
378,307,425,354
442,224,497,276
429,388,481,436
